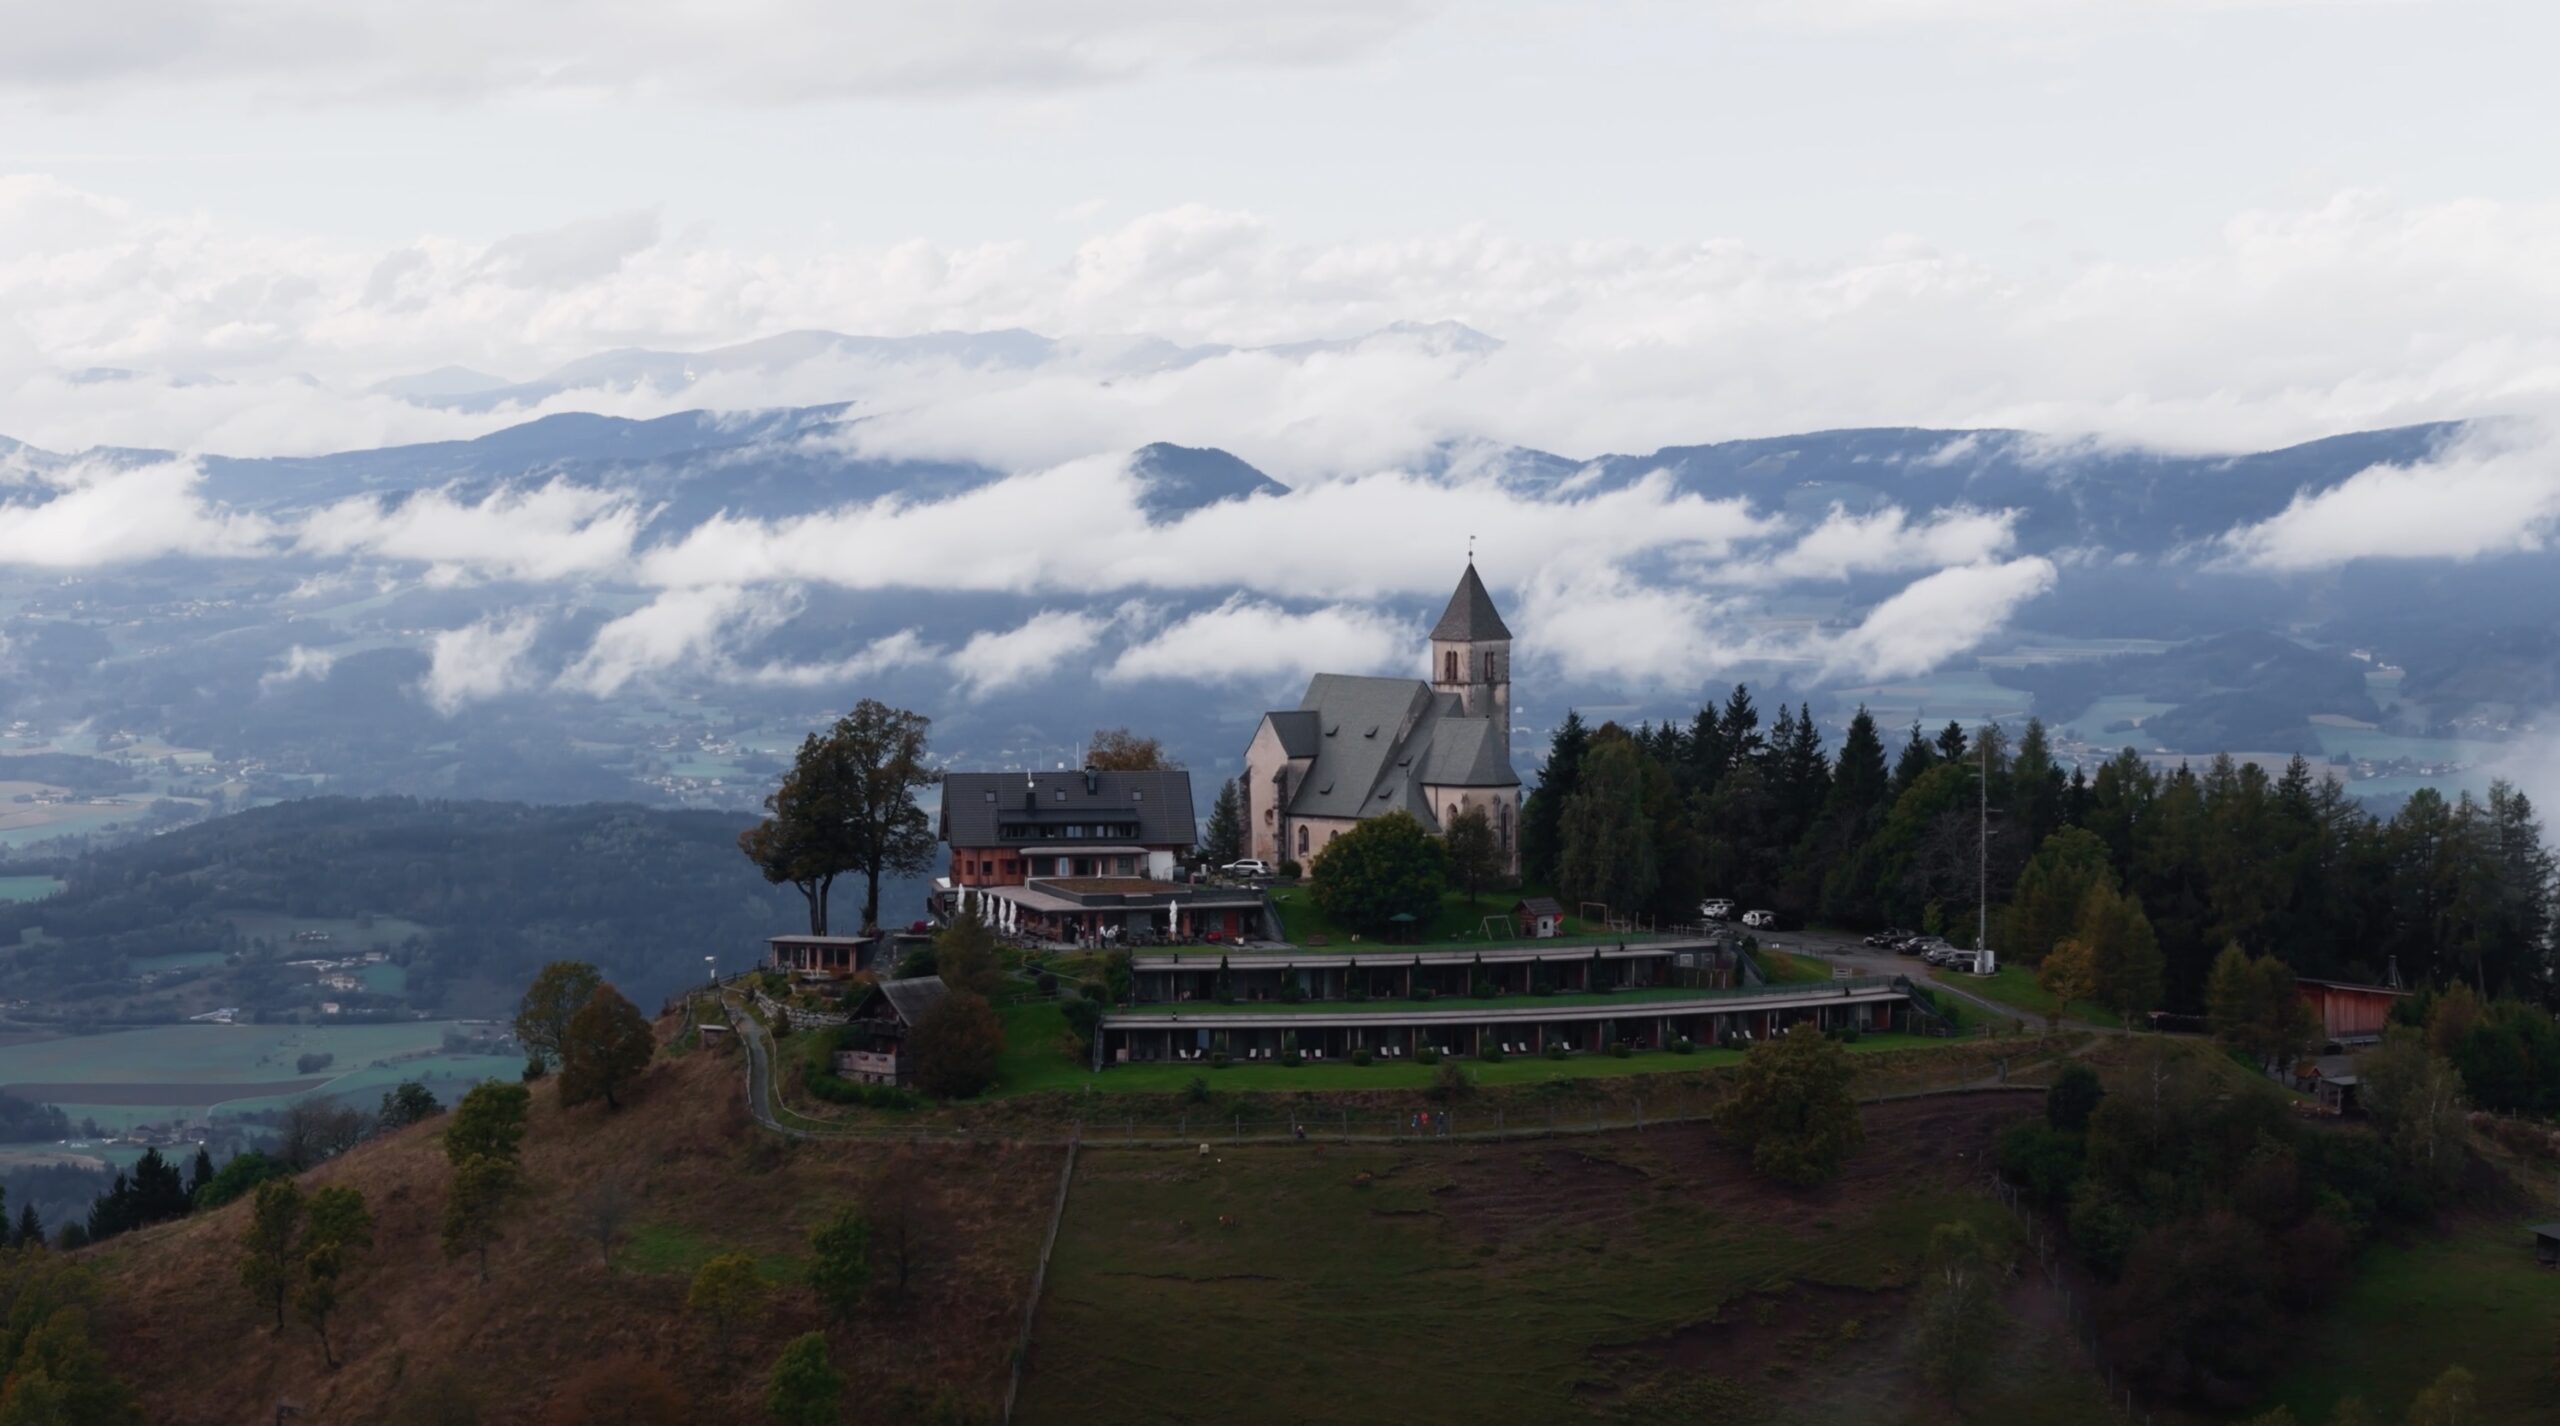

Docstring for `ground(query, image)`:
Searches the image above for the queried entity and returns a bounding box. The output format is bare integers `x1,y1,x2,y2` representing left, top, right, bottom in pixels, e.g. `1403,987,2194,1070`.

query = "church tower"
1429,561,1512,738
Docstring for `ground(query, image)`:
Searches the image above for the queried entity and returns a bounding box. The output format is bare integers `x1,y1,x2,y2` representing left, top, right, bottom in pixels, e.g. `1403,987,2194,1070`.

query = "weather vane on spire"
1467,534,1476,563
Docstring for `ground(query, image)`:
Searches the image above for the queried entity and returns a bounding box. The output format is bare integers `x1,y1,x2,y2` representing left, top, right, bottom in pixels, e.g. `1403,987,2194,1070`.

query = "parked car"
1741,909,1779,929
1919,941,1963,965
1222,858,1272,878
1699,898,1735,921
1863,928,1910,948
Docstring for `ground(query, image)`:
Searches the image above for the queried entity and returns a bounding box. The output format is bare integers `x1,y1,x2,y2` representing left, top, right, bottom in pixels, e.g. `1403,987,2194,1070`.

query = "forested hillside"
0,798,820,1017
1525,691,2558,1011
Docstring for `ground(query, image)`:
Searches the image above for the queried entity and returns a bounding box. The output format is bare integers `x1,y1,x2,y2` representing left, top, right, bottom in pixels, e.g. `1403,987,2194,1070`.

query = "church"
1239,563,1523,876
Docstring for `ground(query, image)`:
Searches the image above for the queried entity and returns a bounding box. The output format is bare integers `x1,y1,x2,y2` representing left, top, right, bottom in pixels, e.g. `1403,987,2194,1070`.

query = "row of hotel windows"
993,823,1143,840
962,854,1142,878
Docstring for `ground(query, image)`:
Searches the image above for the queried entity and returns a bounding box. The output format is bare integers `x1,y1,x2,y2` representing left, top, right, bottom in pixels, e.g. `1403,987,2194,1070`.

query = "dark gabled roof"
1429,562,1512,643
939,768,1197,848
862,975,949,1027
1516,896,1566,916
1419,716,1517,788
1268,709,1321,758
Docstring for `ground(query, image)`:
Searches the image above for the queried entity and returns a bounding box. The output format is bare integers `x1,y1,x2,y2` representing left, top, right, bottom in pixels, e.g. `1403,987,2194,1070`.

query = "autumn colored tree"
2036,938,2098,1033
1085,727,1177,770
688,1252,767,1352
559,983,655,1111
930,908,1004,999
513,960,603,1070
1914,1221,2002,1401
909,990,1004,1099
2074,878,2165,1019
1714,1023,1863,1187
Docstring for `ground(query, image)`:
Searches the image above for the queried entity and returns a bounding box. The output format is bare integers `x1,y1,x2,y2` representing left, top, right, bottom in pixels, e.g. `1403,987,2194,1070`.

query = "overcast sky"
0,1,2553,466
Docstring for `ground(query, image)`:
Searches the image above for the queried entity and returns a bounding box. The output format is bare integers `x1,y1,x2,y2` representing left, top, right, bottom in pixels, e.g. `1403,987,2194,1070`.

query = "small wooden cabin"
2295,977,2408,1046
769,933,883,981
834,975,949,1086
1514,897,1567,939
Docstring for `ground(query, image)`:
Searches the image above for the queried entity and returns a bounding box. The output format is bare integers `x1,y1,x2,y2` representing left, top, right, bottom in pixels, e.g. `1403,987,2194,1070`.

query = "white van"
1699,899,1735,921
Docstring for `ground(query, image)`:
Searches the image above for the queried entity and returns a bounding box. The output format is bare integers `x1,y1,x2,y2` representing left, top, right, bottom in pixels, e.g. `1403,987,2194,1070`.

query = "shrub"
1035,971,1059,996
1209,1052,1231,1069
1479,1044,1505,1064
1278,979,1306,1004
1428,1061,1475,1102
1544,1043,1568,1061
1278,859,1302,880
1469,975,1496,999
803,1072,920,1111
1416,1046,1442,1065
1674,1037,1696,1055
1280,1051,1304,1068
1183,1076,1211,1104
1352,1048,1372,1067
1837,1022,1861,1044
1415,987,1437,1002
1610,1040,1632,1058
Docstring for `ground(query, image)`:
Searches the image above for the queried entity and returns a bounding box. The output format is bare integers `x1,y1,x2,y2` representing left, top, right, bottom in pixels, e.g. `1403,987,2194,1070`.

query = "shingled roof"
866,975,949,1027
1429,562,1512,642
938,767,1197,848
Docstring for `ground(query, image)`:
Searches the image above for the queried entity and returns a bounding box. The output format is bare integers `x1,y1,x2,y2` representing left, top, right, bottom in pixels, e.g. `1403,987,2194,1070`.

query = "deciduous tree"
687,1252,766,1352
807,1207,872,1324
559,983,655,1111
513,960,603,1070
295,1186,373,1369
1914,1221,2002,1401
1309,809,1447,934
1085,727,1176,770
239,1178,303,1331
443,1081,531,1167
931,908,1003,999
910,990,1004,1099
1442,806,1502,906
765,1333,845,1426
378,1080,443,1131
442,1154,522,1284
576,1173,635,1272
2036,938,2098,1033
1714,1023,1862,1187
750,701,939,934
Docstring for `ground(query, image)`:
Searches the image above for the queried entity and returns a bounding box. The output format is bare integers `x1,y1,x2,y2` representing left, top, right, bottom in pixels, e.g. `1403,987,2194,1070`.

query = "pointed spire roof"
1430,562,1512,642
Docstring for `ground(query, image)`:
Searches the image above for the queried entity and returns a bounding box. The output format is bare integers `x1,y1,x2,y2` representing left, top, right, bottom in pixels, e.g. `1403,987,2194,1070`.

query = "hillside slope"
87,1039,1060,1425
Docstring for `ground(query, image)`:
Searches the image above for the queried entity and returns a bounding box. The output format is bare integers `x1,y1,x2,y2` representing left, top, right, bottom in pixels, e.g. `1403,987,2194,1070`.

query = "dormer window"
983,790,996,802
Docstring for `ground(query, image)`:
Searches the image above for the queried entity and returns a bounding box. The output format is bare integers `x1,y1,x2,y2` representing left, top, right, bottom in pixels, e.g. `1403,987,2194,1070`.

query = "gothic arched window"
1296,824,1309,855
1499,801,1512,851
1444,649,1459,682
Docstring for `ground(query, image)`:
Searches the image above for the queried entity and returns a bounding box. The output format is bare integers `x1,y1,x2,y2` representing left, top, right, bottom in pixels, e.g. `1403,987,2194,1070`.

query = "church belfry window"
1444,649,1458,682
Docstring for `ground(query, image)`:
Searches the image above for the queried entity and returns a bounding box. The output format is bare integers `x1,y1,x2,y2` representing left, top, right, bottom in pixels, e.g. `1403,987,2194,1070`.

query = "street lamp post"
704,954,717,986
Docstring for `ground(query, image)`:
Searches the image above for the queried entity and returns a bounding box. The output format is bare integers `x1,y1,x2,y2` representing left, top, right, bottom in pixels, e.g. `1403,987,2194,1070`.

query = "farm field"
220,912,430,950
2266,1218,2560,1423
0,875,61,903
0,1021,519,1125
1016,1095,2115,1426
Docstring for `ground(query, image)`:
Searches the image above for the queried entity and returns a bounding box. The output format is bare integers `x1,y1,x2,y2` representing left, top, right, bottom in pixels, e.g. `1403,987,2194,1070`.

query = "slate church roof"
1430,561,1513,642
1269,674,1517,830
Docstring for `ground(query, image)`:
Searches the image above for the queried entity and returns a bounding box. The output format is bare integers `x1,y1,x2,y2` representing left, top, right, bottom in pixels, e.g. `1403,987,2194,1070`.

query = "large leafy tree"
765,1333,847,1426
559,983,655,1111
513,960,603,1070
2004,828,2113,964
2075,878,2166,1020
806,1208,872,1325
1714,1023,1862,1187
1442,806,1502,905
1309,809,1448,934
745,700,939,933
910,990,1005,1099
1085,727,1177,770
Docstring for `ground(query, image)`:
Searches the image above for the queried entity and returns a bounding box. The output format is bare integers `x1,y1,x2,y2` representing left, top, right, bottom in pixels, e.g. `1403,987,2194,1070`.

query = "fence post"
1233,1115,1240,1144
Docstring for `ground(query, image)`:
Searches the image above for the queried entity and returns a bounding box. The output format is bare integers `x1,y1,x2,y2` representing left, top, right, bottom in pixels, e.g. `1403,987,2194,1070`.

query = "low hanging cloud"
2217,420,2560,571
259,645,337,690
950,608,1114,695
296,480,649,583
1811,557,2059,680
1106,596,1412,684
742,628,942,688
1746,504,2021,583
0,458,273,567
558,585,793,696
423,614,544,714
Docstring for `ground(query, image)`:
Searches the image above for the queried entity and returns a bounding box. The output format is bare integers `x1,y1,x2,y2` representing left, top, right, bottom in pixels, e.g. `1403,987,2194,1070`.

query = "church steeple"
1429,561,1511,737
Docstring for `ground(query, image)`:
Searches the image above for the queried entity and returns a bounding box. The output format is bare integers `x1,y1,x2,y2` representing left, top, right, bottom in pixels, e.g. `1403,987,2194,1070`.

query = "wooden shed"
834,975,949,1086
2295,977,2408,1046
1514,897,1567,939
